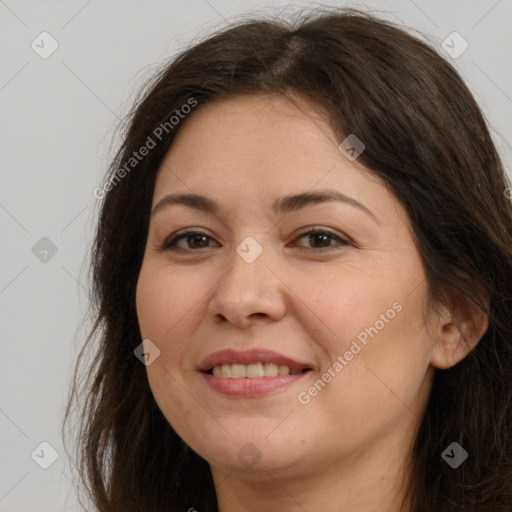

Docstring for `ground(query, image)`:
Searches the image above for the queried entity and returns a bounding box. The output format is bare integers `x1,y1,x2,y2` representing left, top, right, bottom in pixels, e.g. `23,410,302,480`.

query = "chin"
192,431,309,475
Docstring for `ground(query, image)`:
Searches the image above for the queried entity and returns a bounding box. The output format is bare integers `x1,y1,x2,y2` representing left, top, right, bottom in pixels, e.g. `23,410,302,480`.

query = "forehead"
153,93,380,198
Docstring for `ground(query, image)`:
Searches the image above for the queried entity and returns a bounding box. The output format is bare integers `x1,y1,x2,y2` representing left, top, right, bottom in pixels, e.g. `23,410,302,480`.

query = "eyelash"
160,227,351,253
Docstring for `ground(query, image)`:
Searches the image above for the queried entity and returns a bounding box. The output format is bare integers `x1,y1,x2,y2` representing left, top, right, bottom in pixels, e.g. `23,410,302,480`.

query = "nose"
207,241,287,329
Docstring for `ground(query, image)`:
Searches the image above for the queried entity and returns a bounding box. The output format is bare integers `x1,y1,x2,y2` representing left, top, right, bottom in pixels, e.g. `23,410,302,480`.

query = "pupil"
310,233,330,247
190,235,207,248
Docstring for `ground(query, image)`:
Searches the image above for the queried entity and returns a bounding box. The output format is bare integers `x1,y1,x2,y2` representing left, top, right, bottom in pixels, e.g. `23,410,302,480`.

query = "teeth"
211,362,304,378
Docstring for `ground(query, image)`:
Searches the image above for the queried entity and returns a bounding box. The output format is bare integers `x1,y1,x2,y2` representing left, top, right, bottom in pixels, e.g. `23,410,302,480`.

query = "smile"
209,362,310,378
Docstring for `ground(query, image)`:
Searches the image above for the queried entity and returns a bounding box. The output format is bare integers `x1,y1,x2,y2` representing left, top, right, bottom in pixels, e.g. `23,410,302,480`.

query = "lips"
197,348,315,373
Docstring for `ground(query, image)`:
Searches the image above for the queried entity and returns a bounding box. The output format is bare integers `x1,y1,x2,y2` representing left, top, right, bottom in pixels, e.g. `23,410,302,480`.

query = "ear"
429,286,489,370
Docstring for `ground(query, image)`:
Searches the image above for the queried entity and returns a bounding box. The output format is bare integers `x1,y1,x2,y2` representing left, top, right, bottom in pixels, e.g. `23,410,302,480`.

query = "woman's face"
136,93,439,481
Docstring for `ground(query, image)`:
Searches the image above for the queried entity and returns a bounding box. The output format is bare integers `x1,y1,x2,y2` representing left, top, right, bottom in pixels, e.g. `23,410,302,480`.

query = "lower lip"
200,371,311,398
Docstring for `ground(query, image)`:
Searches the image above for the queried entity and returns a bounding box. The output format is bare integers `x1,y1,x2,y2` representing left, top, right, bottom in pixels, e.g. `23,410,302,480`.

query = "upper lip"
198,348,315,372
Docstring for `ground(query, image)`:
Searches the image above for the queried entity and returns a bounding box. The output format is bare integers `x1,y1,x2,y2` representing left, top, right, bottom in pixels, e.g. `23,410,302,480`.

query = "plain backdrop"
0,0,511,510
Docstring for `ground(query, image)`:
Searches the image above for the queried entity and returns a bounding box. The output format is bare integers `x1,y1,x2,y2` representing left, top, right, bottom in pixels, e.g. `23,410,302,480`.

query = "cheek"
296,265,410,354
136,265,205,343
136,267,206,432
301,265,432,409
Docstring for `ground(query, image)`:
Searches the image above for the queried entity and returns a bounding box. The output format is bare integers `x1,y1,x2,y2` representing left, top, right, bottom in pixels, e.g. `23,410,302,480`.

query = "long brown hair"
63,7,512,511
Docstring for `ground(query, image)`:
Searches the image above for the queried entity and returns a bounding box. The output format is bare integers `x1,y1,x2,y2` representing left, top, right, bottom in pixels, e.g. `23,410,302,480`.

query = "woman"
64,6,512,511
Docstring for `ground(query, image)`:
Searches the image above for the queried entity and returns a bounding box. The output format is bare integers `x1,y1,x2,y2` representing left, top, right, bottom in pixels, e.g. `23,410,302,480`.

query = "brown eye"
290,228,350,251
161,227,350,252
162,229,219,251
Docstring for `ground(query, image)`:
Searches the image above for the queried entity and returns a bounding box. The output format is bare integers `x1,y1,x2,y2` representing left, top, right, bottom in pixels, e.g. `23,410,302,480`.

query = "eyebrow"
151,189,378,222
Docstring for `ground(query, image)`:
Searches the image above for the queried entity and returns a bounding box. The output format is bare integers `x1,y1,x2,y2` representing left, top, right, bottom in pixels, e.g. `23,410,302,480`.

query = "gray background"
1,0,511,510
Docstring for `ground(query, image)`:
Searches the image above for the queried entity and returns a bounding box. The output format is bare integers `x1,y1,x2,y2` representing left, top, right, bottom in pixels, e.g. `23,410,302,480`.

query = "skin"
135,92,487,512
